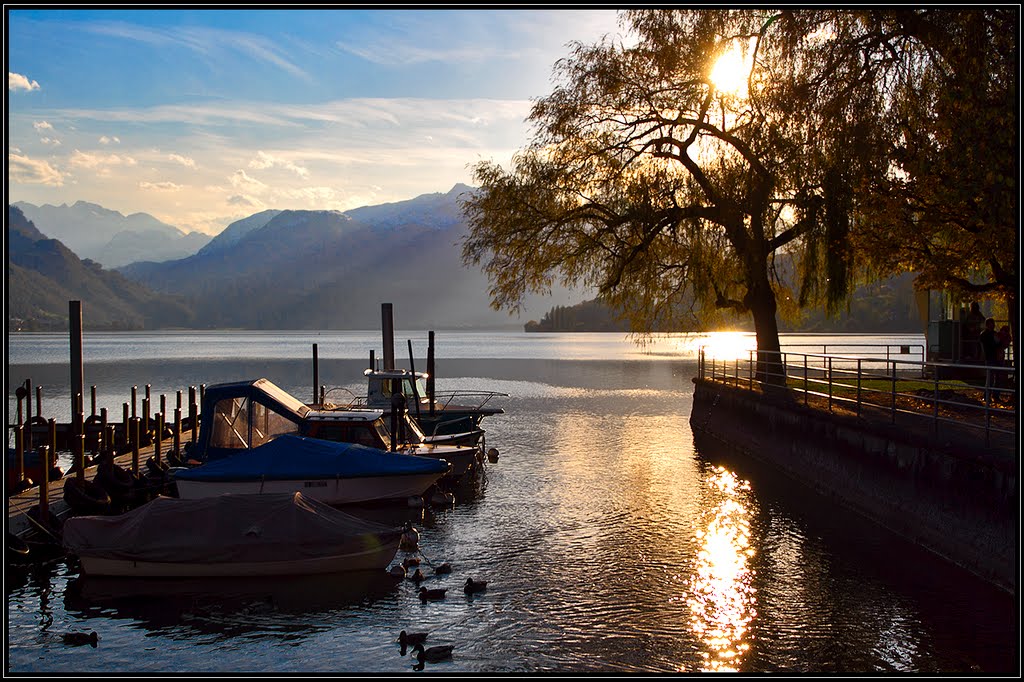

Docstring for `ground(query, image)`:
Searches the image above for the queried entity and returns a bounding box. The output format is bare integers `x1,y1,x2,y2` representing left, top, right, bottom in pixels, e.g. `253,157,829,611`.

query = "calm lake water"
5,330,1018,674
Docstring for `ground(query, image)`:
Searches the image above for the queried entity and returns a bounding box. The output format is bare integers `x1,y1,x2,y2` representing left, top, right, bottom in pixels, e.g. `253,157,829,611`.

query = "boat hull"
174,472,444,505
77,539,400,577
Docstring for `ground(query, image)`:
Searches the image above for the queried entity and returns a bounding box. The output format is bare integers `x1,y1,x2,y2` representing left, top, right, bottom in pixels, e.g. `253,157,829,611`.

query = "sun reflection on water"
688,466,757,672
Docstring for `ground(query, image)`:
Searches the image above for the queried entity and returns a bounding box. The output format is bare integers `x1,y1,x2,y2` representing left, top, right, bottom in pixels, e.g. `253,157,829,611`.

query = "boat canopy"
194,378,311,461
174,433,449,483
63,492,401,565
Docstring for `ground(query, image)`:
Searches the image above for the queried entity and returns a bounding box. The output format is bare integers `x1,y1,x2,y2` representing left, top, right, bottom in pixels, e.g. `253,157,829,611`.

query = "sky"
6,7,626,236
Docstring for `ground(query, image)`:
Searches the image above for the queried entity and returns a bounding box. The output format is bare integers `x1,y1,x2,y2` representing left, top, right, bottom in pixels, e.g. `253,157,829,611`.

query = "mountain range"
7,185,575,331
13,200,211,269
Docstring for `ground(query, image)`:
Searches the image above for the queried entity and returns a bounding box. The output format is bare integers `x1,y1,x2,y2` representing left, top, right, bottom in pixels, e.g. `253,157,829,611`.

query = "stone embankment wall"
690,378,1017,595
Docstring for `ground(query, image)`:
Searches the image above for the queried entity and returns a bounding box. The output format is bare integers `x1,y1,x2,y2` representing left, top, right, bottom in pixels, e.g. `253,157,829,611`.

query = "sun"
709,41,753,99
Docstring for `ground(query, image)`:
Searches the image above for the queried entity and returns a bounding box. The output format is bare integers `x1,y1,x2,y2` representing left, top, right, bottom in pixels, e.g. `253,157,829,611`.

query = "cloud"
249,151,309,178
40,137,61,146
169,153,197,168
99,135,121,144
9,153,65,186
33,121,53,131
69,149,138,170
229,169,268,194
85,21,312,82
9,72,40,91
139,181,182,191
227,194,265,208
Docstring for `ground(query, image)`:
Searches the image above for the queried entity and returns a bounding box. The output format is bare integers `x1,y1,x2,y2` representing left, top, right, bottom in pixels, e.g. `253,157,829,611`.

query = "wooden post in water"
74,433,86,481
37,446,50,519
155,413,163,466
173,407,182,460
312,343,319,405
70,300,84,419
122,403,130,451
131,417,140,475
131,386,138,420
48,418,57,471
427,331,436,417
382,303,395,370
13,426,25,488
369,350,375,372
408,339,422,420
189,387,198,442
100,407,108,455
142,397,150,440
24,380,34,453
90,386,97,419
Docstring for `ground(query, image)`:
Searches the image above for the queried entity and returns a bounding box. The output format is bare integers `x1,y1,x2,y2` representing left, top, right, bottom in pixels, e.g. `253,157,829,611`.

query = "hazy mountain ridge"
13,199,211,269
7,205,196,330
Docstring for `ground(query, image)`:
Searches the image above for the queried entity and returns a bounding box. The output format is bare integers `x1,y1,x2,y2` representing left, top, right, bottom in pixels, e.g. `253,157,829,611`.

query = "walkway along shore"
689,376,1017,595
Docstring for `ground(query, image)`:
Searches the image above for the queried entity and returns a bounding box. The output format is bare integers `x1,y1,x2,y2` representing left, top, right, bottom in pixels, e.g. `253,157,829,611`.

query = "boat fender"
487,448,499,463
389,564,407,579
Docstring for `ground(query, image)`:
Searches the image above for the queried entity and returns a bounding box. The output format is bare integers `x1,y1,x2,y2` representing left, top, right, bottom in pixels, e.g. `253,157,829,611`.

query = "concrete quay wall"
689,379,1018,595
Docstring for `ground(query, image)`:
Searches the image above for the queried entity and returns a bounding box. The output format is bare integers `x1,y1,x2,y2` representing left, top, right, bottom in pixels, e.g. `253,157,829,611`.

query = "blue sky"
7,8,625,235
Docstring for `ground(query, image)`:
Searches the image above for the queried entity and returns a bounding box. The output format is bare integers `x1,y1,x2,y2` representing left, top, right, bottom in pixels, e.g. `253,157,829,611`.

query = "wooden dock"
7,421,197,540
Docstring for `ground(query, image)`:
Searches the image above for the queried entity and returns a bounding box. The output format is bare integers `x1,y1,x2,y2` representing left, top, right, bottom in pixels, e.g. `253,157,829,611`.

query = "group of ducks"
417,576,487,602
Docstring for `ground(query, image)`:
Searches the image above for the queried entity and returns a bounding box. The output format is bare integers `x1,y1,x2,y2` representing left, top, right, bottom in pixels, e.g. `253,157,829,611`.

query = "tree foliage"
461,9,1017,376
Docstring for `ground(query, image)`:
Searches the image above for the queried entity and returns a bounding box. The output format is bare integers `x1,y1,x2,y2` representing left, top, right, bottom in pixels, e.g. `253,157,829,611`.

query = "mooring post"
313,343,319,405
90,386,97,419
189,387,198,442
382,303,395,370
173,407,182,459
131,386,138,419
48,418,57,470
70,300,84,422
427,331,436,417
74,433,85,481
36,385,43,420
24,379,33,453
13,426,25,487
131,417,140,475
100,407,108,454
37,446,50,518
142,397,150,440
155,413,163,465
122,403,130,451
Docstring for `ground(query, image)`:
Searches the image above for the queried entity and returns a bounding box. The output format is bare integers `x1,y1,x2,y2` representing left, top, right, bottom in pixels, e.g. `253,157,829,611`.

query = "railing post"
828,357,833,412
857,359,862,418
890,360,897,424
933,371,940,436
748,350,753,391
803,355,808,407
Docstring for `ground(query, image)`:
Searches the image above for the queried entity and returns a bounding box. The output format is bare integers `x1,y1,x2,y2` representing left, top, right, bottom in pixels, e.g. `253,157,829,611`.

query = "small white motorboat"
63,492,403,578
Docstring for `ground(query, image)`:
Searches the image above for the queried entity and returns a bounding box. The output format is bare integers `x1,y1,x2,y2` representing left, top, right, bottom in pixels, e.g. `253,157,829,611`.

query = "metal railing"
697,347,1016,448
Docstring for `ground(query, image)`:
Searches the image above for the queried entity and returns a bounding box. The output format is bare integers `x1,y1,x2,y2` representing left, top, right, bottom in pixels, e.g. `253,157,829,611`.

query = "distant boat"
303,407,483,479
172,434,449,505
63,492,403,577
346,368,506,441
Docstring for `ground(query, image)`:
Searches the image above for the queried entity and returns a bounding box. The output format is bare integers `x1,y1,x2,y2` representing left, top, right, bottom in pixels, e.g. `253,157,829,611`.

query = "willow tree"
461,10,876,383
841,10,1017,363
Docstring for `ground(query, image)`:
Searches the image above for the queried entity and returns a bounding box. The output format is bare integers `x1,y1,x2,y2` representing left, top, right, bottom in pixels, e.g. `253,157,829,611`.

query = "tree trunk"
746,267,785,388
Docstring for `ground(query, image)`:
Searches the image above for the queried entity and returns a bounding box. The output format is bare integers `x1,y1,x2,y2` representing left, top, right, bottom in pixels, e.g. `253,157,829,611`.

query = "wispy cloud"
33,120,53,131
249,151,309,178
9,72,40,91
10,153,65,185
169,153,197,168
99,135,121,145
84,21,312,82
139,180,182,191
69,149,138,170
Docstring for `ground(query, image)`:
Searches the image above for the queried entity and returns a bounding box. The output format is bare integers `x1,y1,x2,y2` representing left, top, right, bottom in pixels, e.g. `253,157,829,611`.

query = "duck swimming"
413,643,453,663
418,587,447,602
463,578,488,594
62,631,98,647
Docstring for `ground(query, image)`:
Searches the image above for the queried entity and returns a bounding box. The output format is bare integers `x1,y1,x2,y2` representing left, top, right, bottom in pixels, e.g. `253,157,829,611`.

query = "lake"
5,330,1018,673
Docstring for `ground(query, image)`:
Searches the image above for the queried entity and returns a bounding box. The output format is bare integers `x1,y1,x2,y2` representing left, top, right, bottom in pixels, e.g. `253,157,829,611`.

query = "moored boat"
62,492,403,577
172,434,449,505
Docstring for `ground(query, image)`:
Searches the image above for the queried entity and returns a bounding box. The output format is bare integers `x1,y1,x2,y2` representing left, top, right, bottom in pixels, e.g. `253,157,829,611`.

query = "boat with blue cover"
172,434,449,505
